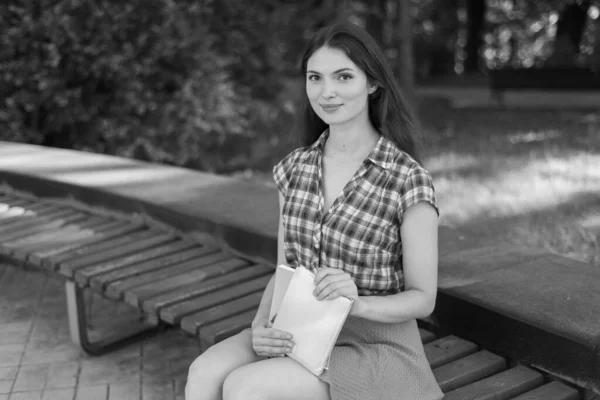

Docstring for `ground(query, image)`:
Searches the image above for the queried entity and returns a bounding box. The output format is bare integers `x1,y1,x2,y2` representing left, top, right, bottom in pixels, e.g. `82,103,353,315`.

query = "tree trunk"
396,0,415,107
464,0,486,73
365,0,387,47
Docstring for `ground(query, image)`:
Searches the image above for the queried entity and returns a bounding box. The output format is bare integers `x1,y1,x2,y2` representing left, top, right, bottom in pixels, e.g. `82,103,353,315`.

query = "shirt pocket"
347,244,397,292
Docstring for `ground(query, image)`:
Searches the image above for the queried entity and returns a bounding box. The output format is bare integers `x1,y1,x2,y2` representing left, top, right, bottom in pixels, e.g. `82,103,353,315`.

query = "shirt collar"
312,129,395,170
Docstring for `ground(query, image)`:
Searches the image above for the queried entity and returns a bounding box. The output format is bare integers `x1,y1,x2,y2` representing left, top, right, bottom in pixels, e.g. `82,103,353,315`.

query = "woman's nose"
321,79,336,98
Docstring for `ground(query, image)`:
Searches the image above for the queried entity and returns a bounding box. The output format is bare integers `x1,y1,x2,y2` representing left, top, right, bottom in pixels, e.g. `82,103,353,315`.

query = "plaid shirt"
273,129,438,295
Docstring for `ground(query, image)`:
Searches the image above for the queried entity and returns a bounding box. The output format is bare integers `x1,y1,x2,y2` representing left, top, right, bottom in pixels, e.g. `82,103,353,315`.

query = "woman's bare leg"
223,356,331,400
185,330,263,400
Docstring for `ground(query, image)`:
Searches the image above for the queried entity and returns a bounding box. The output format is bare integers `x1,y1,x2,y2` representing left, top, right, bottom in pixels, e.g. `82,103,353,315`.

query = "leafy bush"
0,0,257,171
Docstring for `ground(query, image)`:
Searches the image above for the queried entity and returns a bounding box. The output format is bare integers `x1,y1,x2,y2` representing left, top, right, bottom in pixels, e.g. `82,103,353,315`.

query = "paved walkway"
0,263,197,400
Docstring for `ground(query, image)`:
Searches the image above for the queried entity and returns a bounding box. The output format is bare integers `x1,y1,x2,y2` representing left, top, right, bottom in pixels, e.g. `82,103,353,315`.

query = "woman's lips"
320,104,342,113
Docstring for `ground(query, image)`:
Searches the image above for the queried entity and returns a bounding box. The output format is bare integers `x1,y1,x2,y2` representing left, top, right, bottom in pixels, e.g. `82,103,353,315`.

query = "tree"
464,0,486,73
397,0,416,105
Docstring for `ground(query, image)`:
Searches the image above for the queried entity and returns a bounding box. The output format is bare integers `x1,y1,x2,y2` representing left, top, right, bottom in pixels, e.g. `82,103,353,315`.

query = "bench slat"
26,219,124,265
433,350,506,393
127,257,252,308
38,223,143,268
140,263,272,314
511,381,580,400
425,335,479,369
199,309,257,351
58,231,170,277
419,328,436,344
0,203,50,222
8,216,105,254
443,365,544,400
0,208,80,238
73,239,194,285
102,246,220,299
160,274,271,324
180,291,264,335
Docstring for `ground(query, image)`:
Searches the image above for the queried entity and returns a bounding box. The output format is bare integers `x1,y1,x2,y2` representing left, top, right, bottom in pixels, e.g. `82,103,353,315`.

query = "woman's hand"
313,267,359,302
251,319,295,358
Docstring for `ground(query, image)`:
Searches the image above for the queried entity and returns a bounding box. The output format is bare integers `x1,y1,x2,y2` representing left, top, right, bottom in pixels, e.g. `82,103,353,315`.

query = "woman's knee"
222,366,267,400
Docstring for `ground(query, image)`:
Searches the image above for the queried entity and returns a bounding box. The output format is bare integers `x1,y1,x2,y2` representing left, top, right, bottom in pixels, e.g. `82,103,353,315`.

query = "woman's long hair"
298,21,422,164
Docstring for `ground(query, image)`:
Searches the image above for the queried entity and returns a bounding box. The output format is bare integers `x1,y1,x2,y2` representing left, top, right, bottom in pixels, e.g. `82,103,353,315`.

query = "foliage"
0,0,263,171
484,0,600,68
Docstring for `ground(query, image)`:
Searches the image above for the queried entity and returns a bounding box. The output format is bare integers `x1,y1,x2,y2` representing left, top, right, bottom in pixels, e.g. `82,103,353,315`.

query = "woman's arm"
251,193,286,328
353,202,438,323
314,202,439,324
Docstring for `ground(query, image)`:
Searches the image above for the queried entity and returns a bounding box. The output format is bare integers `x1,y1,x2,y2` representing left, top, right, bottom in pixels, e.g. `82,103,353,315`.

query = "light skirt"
318,316,444,400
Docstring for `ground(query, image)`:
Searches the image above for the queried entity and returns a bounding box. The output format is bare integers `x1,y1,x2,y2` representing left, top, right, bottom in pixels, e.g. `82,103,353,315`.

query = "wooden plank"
180,291,264,335
11,226,99,261
443,366,544,400
0,212,89,246
23,218,118,259
0,204,61,227
57,230,168,277
199,309,256,351
73,239,194,285
161,274,271,324
141,263,272,314
34,222,141,268
425,335,479,369
87,242,211,291
127,257,253,308
101,246,220,298
0,206,73,228
419,328,436,344
511,381,580,400
433,350,506,393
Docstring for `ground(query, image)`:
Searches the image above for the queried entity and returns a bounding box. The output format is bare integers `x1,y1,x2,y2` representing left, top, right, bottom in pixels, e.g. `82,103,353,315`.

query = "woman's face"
305,46,375,127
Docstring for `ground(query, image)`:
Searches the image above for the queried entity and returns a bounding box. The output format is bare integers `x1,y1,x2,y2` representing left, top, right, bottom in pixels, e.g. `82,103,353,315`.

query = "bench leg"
65,281,162,356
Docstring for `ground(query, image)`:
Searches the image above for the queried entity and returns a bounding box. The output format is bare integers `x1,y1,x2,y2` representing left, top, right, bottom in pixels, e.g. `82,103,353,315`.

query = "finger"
253,337,294,349
314,267,345,286
255,343,293,356
314,273,350,298
317,280,348,300
264,328,293,340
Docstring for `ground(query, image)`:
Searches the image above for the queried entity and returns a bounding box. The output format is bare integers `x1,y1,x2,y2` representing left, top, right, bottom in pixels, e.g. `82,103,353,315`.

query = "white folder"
271,265,353,376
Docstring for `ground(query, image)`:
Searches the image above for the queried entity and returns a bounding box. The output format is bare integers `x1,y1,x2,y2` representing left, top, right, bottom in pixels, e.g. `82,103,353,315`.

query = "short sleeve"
273,149,300,197
398,165,439,221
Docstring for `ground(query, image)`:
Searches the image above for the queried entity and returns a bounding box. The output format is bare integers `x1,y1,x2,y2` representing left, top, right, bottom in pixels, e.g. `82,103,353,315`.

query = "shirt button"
314,241,320,249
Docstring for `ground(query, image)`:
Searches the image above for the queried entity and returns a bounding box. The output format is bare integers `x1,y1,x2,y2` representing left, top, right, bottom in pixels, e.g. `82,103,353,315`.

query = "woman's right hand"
251,318,294,358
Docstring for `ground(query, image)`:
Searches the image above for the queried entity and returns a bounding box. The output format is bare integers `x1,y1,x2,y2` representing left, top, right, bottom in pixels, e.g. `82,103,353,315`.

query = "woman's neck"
326,117,379,158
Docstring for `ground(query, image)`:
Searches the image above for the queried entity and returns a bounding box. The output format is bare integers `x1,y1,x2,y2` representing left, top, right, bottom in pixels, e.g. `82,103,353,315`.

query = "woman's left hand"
313,267,359,303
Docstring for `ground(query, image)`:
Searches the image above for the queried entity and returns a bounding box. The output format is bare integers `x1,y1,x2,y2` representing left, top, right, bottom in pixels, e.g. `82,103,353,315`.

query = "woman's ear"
368,83,378,94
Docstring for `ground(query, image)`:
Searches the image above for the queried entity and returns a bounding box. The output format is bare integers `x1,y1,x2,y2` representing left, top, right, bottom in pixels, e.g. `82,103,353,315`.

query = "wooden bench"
0,189,583,399
488,67,600,106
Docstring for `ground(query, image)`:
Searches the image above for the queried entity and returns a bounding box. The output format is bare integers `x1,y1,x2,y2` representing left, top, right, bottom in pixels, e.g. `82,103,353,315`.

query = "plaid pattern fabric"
273,129,438,295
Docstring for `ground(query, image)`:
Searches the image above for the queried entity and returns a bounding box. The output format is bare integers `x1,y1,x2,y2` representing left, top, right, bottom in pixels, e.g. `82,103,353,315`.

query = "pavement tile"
13,364,50,392
79,347,141,385
45,362,79,389
108,382,140,400
8,392,42,400
41,387,75,400
0,304,37,325
0,344,24,368
74,385,108,400
142,379,173,400
21,341,82,365
0,322,31,345
0,394,7,400
0,381,13,395
0,368,17,381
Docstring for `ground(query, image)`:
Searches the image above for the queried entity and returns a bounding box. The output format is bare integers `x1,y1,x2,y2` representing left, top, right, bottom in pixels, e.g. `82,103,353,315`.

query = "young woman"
185,21,443,400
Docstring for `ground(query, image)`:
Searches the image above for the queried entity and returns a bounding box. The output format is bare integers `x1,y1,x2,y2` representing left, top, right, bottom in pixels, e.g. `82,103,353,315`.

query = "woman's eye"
338,74,353,81
307,75,320,82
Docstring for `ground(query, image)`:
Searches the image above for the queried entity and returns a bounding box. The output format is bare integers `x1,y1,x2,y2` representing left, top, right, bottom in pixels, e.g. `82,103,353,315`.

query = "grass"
233,96,600,267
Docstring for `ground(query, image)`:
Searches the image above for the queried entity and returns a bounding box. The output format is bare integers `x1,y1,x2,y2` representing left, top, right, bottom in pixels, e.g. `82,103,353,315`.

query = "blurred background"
1,0,599,265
